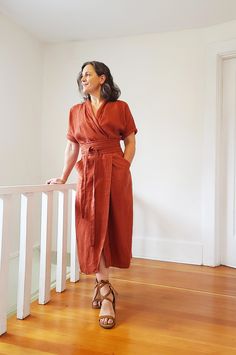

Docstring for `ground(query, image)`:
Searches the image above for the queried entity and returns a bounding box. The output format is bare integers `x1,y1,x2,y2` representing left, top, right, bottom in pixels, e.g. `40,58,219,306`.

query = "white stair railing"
17,193,35,319
70,190,80,282
39,191,53,305
0,183,79,335
56,190,69,293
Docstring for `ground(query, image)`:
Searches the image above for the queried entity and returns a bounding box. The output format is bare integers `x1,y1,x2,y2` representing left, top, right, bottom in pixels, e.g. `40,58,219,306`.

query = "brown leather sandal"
97,280,117,329
92,279,102,309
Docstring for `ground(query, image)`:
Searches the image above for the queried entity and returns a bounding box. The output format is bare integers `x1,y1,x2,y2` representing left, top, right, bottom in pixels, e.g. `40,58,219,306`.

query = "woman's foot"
98,280,116,329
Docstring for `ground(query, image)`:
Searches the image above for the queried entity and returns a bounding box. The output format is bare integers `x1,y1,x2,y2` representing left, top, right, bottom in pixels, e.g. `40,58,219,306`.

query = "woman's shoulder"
70,101,85,110
69,101,86,115
108,99,129,109
113,99,128,105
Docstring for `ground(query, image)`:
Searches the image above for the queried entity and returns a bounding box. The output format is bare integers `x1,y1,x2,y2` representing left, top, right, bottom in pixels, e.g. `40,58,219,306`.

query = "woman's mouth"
82,83,88,90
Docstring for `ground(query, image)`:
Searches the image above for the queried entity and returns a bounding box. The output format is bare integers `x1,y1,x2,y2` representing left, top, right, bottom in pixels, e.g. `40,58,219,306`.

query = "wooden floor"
1,258,236,354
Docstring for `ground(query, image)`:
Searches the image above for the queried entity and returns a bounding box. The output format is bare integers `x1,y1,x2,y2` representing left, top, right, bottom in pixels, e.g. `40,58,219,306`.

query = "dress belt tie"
78,140,121,246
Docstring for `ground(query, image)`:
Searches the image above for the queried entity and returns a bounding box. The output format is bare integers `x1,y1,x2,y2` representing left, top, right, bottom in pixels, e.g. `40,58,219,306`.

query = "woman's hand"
124,132,136,164
46,177,66,185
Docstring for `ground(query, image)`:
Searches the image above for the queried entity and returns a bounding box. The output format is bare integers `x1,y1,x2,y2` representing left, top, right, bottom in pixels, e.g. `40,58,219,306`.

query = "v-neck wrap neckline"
87,99,107,120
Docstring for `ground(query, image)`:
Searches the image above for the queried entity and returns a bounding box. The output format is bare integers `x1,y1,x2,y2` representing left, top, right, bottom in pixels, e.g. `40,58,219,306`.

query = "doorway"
203,39,236,266
220,57,236,267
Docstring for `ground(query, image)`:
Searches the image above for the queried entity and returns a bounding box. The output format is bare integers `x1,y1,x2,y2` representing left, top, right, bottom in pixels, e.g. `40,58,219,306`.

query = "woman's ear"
100,74,106,84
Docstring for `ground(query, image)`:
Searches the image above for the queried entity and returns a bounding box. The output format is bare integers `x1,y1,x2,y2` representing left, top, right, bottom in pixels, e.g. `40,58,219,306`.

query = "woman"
47,61,137,329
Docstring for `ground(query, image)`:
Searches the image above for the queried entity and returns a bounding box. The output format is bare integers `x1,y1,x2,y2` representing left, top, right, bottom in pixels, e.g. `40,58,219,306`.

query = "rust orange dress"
67,99,137,274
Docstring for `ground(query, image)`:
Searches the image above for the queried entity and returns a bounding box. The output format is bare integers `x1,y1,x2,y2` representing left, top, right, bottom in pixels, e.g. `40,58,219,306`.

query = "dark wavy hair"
77,61,121,102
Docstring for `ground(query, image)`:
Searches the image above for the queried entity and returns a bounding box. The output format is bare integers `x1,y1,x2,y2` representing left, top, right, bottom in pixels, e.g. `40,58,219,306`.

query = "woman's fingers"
46,178,56,184
46,178,65,185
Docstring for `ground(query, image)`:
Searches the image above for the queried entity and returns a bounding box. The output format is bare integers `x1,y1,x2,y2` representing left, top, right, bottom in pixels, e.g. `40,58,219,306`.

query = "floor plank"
1,258,236,354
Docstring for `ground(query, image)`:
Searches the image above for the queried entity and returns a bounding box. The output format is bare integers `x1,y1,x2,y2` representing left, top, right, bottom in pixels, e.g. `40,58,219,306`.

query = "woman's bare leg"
95,254,115,326
96,252,109,282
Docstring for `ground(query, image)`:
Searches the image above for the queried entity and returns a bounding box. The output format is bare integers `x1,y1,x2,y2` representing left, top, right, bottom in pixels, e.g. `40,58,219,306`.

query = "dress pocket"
120,156,131,168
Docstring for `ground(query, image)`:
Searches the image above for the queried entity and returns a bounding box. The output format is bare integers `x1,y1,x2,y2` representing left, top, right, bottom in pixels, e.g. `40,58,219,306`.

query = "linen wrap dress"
67,99,137,274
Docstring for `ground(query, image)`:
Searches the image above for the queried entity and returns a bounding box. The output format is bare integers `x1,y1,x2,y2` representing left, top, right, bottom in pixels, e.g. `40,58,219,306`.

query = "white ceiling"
1,0,236,43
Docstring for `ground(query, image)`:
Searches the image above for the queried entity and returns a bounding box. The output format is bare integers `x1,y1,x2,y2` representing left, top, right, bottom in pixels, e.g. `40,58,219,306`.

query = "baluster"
70,189,80,282
17,193,34,319
0,196,11,335
56,191,68,292
39,191,53,304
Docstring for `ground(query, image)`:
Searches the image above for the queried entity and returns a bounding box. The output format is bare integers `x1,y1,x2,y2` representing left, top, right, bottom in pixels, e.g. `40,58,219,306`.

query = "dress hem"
80,262,131,275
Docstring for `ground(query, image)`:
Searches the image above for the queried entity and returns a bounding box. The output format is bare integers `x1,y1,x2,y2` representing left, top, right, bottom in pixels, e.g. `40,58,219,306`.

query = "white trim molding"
132,237,202,265
203,39,236,266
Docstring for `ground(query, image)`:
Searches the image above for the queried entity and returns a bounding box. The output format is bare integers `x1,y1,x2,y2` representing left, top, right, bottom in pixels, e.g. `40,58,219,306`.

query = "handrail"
0,183,76,195
0,183,79,335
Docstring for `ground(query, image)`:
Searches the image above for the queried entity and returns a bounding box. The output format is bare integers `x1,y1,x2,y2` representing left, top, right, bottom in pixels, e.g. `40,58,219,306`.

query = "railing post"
56,191,68,292
17,193,34,319
70,189,80,282
0,183,76,327
0,196,11,335
39,191,53,304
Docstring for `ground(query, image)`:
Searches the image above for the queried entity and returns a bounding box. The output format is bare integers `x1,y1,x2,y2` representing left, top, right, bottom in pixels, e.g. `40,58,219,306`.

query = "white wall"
0,13,43,186
0,14,45,314
40,19,236,265
0,14,44,266
41,29,207,264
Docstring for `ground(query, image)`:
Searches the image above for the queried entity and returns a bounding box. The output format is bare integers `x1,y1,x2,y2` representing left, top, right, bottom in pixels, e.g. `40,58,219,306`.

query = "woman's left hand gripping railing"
0,183,79,336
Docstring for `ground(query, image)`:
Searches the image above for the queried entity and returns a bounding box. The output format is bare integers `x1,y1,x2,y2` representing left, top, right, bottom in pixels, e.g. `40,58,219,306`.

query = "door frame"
203,39,236,266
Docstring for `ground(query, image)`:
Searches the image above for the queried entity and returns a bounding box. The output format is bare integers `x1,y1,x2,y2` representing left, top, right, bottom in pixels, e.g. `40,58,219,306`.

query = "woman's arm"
46,140,80,184
123,132,136,165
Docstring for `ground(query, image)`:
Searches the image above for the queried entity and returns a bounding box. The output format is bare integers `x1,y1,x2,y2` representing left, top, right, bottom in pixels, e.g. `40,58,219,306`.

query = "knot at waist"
80,139,121,156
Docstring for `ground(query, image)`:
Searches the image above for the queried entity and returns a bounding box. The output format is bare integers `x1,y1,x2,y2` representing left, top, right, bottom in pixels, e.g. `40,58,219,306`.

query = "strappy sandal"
92,279,102,309
97,280,117,329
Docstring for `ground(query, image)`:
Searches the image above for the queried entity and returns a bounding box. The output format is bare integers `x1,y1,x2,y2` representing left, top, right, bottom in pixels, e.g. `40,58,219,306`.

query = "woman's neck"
90,92,104,107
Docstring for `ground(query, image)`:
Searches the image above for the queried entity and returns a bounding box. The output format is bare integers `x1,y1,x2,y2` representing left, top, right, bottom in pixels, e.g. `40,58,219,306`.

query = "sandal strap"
97,280,118,296
97,280,117,310
92,279,101,303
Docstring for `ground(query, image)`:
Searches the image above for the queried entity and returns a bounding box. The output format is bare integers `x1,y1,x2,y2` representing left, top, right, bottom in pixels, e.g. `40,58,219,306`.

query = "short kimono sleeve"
121,103,138,140
66,108,78,143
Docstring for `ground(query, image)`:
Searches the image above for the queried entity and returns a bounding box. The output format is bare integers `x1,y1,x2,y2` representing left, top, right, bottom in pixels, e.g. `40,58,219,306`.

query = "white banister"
0,183,76,195
0,196,11,335
39,191,53,304
0,183,78,334
70,189,80,282
17,193,35,319
56,191,68,293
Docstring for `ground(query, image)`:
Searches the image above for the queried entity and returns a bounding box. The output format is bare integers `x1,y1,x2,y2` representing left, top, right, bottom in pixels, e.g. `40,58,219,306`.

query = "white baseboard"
132,236,203,265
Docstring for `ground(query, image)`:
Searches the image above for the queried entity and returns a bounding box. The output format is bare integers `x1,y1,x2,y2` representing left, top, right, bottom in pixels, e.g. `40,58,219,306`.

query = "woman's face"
80,64,105,96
